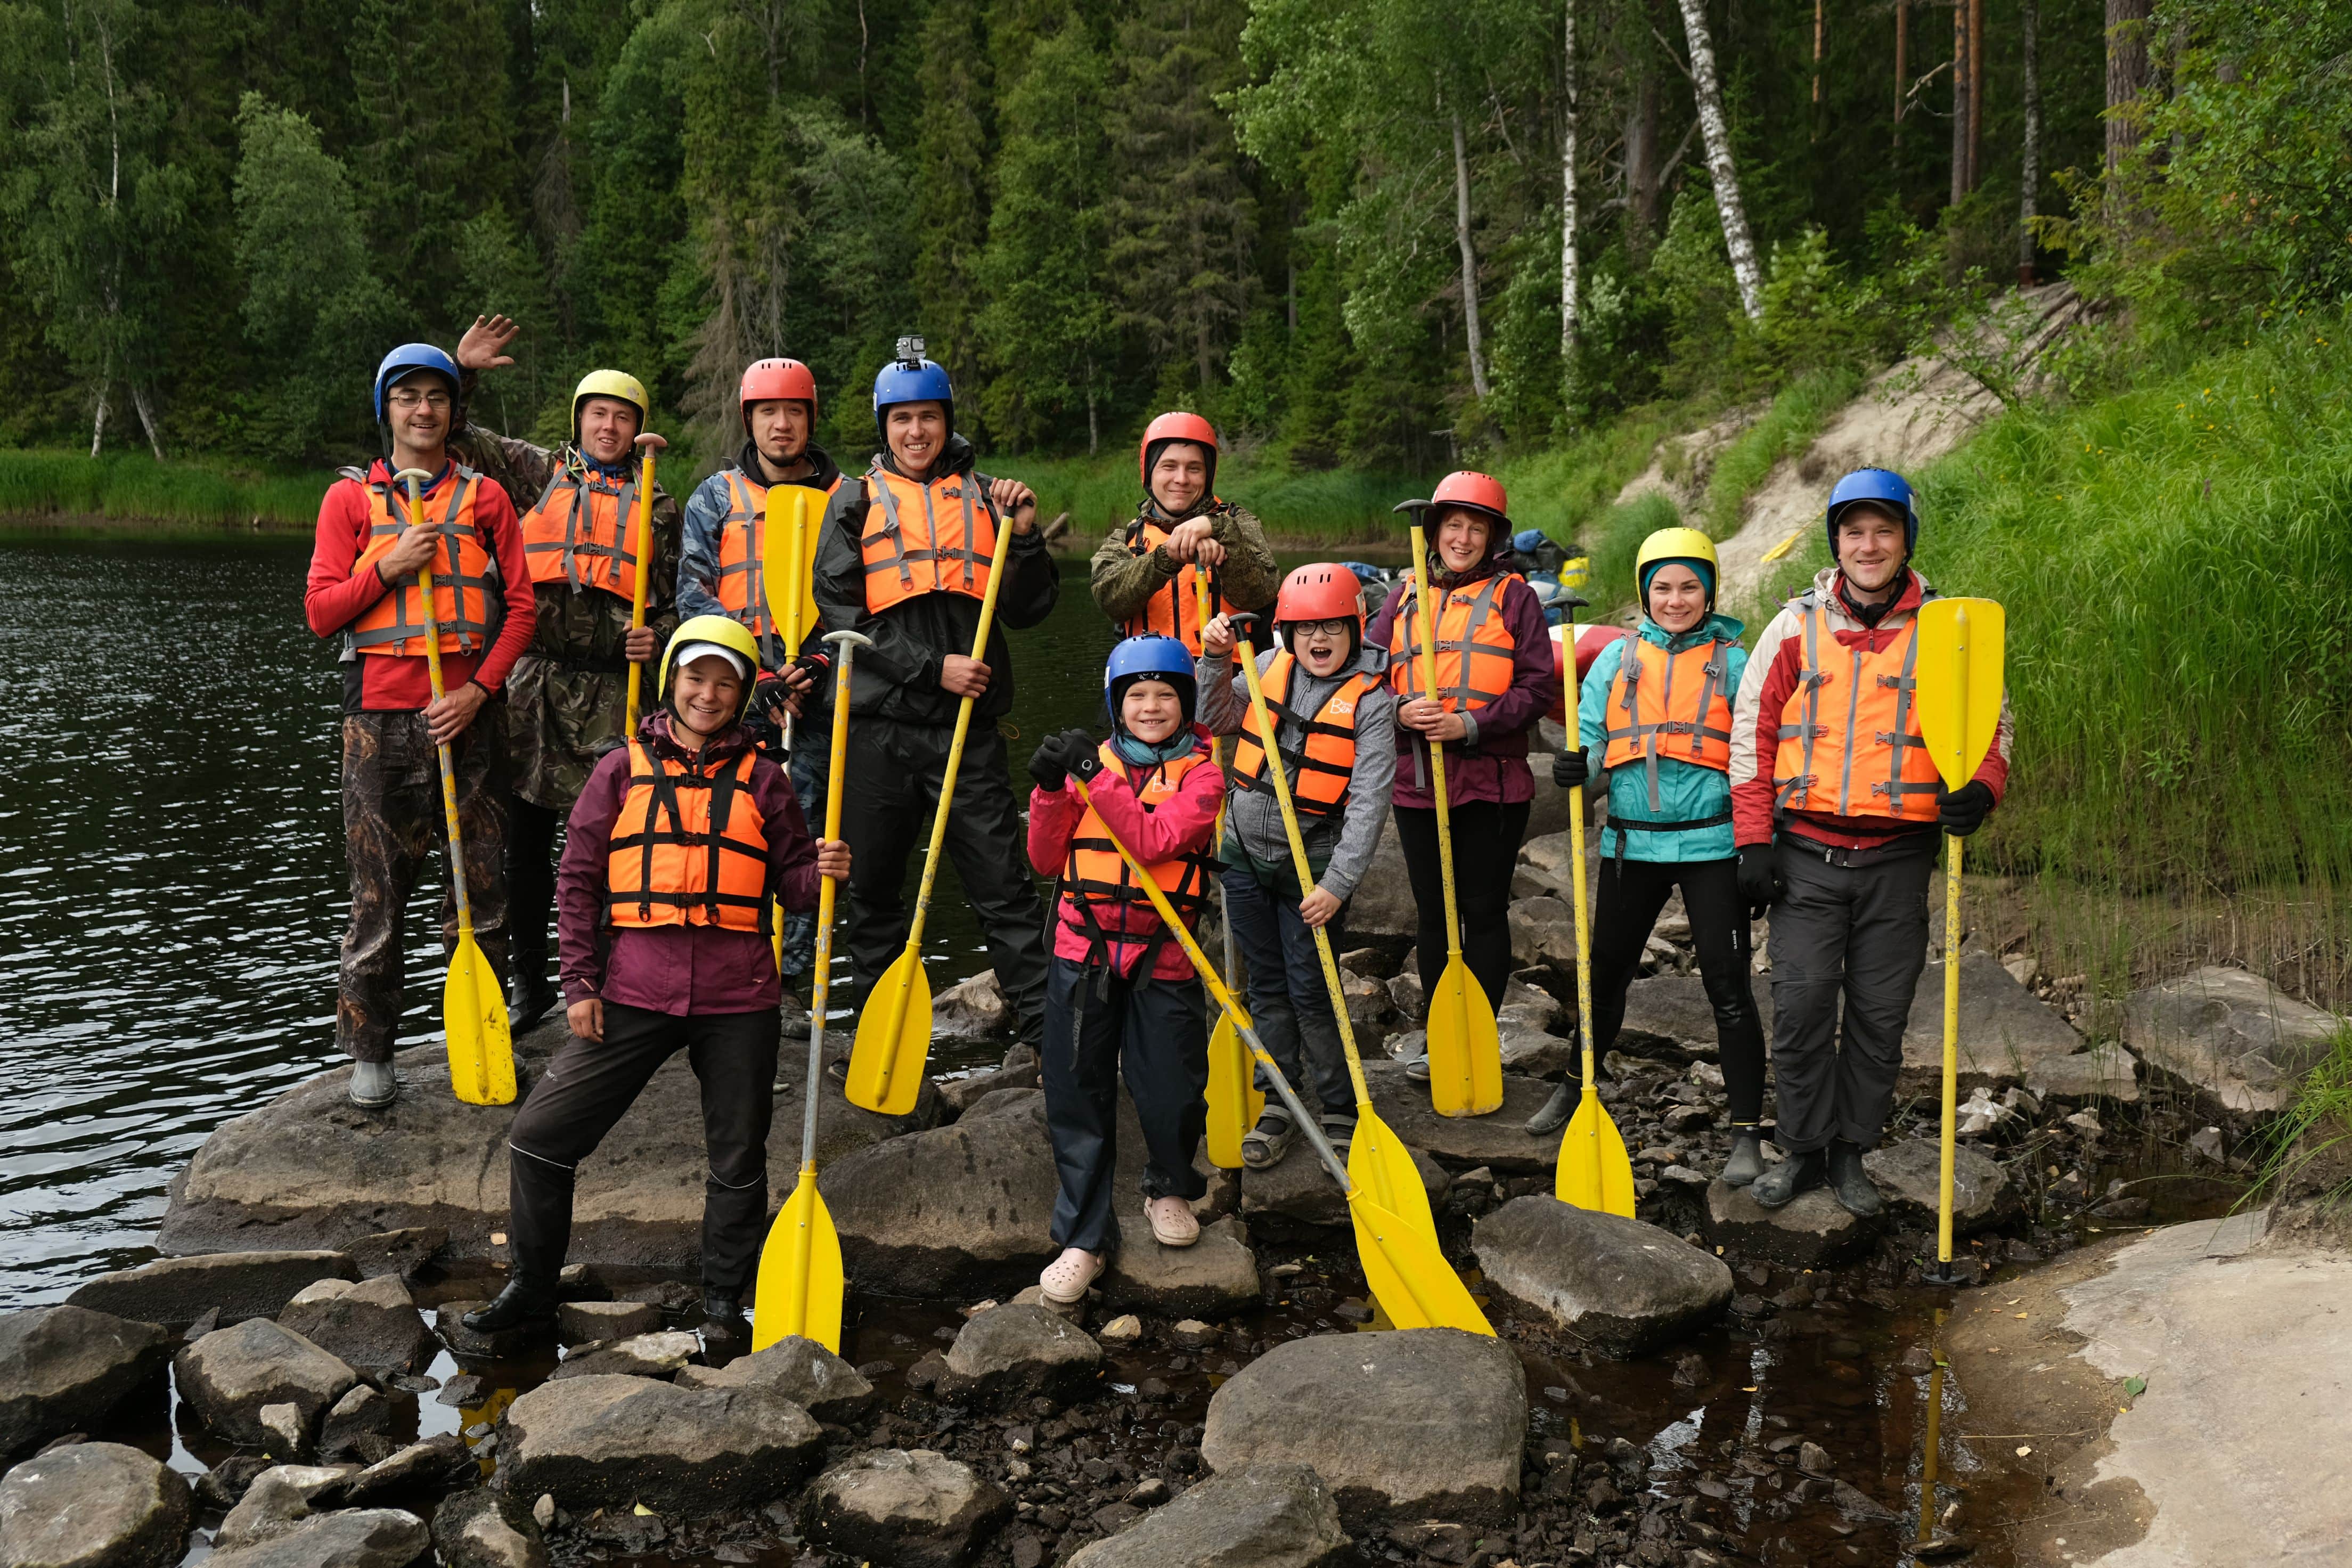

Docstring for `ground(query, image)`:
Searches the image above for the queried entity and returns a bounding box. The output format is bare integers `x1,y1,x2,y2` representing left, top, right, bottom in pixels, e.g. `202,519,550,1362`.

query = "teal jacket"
1578,611,1746,864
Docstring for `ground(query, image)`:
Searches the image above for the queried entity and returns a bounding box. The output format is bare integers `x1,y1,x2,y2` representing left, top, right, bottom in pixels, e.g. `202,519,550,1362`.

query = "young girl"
1024,636,1226,1302
1196,567,1396,1166
467,615,850,1340
1526,530,1768,1185
1366,472,1559,1078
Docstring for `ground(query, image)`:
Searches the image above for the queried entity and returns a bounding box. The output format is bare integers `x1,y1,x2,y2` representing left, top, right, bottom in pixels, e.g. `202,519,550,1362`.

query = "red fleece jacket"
1028,736,1224,982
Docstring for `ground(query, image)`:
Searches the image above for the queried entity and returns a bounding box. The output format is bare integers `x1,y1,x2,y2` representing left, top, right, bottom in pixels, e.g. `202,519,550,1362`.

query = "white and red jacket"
1729,566,2013,852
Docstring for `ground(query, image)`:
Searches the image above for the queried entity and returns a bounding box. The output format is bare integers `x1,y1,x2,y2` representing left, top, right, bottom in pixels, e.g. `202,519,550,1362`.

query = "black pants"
840,717,1048,1044
505,795,561,993
1040,956,1209,1254
1589,856,1766,1124
1395,801,1530,1016
504,1002,778,1292
1766,838,1936,1153
1222,864,1353,1121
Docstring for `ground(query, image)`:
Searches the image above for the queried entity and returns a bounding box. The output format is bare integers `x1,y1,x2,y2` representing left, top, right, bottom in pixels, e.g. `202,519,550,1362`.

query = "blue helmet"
873,334,954,438
373,343,461,424
1104,634,1197,727
1825,468,1919,558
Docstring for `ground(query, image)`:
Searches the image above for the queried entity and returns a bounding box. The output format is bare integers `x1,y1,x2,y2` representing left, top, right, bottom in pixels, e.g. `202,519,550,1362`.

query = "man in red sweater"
1727,468,2012,1215
304,343,537,1108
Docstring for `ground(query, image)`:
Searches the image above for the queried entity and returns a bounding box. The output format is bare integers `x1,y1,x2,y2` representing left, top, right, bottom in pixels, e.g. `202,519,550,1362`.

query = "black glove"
1553,748,1589,789
1938,779,1995,837
1027,735,1073,793
790,649,831,686
1060,726,1104,783
754,672,794,722
1737,842,1782,918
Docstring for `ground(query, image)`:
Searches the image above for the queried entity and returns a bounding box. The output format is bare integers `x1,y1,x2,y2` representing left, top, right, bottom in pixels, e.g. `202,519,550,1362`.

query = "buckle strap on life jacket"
1606,807,1735,869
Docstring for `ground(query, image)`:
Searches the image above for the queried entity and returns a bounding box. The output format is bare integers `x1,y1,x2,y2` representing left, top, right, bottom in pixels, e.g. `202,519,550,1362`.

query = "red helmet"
1430,469,1510,526
1273,564,1363,628
739,357,818,432
1140,410,1219,492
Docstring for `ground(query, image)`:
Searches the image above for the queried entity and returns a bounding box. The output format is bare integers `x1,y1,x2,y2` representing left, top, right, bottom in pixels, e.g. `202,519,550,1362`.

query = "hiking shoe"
1825,1142,1885,1219
779,990,812,1041
1721,1130,1766,1187
1241,1112,1292,1170
1750,1148,1824,1210
1524,1081,1575,1136
462,1277,557,1335
348,1060,397,1109
701,1291,748,1342
1039,1247,1104,1304
1145,1196,1200,1248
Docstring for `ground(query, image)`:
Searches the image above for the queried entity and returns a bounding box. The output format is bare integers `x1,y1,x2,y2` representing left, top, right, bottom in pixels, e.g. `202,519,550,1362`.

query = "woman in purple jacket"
1369,473,1560,1079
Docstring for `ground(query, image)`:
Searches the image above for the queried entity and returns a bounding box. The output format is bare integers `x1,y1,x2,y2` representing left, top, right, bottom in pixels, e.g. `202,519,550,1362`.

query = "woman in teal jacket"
1526,528,1769,1187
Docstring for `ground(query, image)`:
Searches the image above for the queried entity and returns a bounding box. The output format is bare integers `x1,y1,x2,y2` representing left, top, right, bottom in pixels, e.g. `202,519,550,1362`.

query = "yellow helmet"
572,369,650,443
1634,526,1719,603
659,615,762,717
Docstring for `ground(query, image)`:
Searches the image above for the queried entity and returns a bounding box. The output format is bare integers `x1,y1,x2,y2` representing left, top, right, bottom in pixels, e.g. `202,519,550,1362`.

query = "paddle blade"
1346,1111,1435,1240
752,1174,844,1354
1203,1011,1263,1169
1554,1088,1637,1216
1422,958,1502,1118
1912,597,2006,789
443,935,516,1106
1349,1191,1493,1335
844,952,930,1116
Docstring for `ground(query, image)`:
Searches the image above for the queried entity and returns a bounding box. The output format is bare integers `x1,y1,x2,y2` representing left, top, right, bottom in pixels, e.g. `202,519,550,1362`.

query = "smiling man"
1090,411,1279,654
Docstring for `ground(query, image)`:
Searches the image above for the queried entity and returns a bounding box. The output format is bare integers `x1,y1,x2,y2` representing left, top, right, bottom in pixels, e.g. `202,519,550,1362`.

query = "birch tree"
2020,0,2041,282
1451,108,1491,399
1672,0,1762,320
1559,0,1580,397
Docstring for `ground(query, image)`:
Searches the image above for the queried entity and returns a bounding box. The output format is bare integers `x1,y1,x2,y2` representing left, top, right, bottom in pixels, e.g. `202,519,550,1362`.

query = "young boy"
464,615,850,1340
1196,566,1396,1164
1023,636,1226,1302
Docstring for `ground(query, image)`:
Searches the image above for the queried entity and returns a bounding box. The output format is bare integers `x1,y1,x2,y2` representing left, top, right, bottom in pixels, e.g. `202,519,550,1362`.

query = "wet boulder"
0,1441,192,1568
1894,953,2085,1095
1240,1137,1448,1229
334,1435,473,1508
205,1508,431,1568
1473,1197,1733,1356
1361,1061,1564,1175
2123,966,2344,1115
215,1467,340,1550
676,1335,876,1422
1703,1180,1878,1268
0,1304,171,1461
820,1090,1059,1297
1202,1329,1525,1524
2026,1044,2142,1105
276,1276,435,1379
1338,821,1414,938
801,1449,1011,1568
1100,1218,1261,1318
1507,897,1579,968
432,1489,549,1568
938,1305,1102,1404
933,970,1014,1041
557,1299,661,1343
67,1250,357,1331
1861,1139,2018,1234
1065,1463,1346,1568
1613,975,1768,1061
500,1374,822,1513
174,1318,358,1447
545,1329,699,1382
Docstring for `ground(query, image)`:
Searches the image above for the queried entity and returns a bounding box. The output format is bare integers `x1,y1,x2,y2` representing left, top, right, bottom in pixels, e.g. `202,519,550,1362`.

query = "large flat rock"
159,1018,936,1268
0,1305,170,1463
1239,1139,1449,1229
0,1441,191,1568
67,1251,357,1331
2122,966,2345,1115
1614,974,1769,1061
821,1091,1058,1297
1360,1061,1564,1175
1473,1197,1733,1356
501,1374,822,1513
1893,952,2084,1093
1703,1179,1879,1268
1065,1463,1346,1567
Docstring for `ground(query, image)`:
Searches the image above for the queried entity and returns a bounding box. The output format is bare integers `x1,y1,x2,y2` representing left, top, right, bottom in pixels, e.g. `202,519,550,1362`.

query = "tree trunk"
2104,0,2152,215
1560,0,1581,398
1450,110,1491,399
1672,0,1762,321
2020,0,2040,282
89,370,110,460
1811,0,1824,114
1950,0,1969,206
130,380,163,460
1623,64,1661,258
1968,0,1985,190
1894,0,1907,129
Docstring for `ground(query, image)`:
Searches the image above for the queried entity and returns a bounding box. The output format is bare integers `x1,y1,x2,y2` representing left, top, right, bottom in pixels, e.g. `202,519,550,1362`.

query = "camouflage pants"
338,708,511,1064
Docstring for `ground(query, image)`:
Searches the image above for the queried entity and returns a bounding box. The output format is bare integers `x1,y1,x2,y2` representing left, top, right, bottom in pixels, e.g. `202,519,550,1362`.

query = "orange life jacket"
1230,651,1375,819
1773,593,1943,824
605,740,772,932
347,465,500,658
519,462,643,600
1061,744,1219,949
1602,634,1736,811
1118,510,1237,656
713,468,843,660
1386,572,1523,713
858,467,997,614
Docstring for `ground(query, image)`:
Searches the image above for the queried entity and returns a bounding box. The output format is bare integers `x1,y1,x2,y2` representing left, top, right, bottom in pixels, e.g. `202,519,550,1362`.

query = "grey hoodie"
1196,643,1396,900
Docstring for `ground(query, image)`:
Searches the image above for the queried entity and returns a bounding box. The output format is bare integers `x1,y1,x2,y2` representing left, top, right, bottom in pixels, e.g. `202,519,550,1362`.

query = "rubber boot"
507,971,557,1034
1824,1141,1885,1219
701,1291,748,1342
1524,1081,1575,1136
1721,1128,1766,1187
348,1060,397,1109
462,1275,558,1334
1749,1148,1824,1210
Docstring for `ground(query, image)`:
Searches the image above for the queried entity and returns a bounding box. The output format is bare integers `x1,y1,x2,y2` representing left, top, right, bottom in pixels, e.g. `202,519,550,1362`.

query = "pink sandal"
1146,1195,1200,1248
1039,1247,1104,1304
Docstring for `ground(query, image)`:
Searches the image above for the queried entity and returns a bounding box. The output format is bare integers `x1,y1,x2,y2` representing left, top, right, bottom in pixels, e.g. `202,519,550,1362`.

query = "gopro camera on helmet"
895,335,927,369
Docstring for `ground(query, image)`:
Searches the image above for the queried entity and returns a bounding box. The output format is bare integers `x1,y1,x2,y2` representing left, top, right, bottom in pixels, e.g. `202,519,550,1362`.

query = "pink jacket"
1027,738,1225,982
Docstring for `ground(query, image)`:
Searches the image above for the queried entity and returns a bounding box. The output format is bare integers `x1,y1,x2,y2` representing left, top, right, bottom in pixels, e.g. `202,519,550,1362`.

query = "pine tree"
912,0,991,431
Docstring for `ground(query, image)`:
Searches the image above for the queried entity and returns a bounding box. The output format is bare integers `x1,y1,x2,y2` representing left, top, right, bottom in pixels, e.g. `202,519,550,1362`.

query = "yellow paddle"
1196,573,1261,1168
763,486,813,974
1073,780,1491,1335
619,434,667,733
752,628,870,1353
1554,772,1635,1213
1231,619,1436,1238
844,494,1020,1115
1394,506,1501,1117
1912,597,2006,1280
395,467,516,1107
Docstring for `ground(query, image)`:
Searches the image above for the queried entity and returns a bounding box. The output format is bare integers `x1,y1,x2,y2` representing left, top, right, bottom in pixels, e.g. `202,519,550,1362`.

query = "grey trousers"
1765,836,1937,1153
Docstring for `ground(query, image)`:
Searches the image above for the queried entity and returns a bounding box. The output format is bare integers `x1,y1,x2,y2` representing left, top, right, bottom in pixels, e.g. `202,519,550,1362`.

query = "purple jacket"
1365,555,1558,810
559,712,822,1016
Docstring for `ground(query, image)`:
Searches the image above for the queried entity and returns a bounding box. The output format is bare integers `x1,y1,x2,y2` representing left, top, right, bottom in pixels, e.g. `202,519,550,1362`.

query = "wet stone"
1860,1139,2019,1235
66,1251,357,1332
1472,1197,1734,1357
173,1318,358,1447
1099,1217,1260,1318
675,1335,877,1423
939,1305,1103,1404
1239,1137,1449,1229
344,1227,449,1284
801,1448,1012,1568
431,1489,550,1568
1061,1459,1345,1568
820,1090,1059,1297
501,1374,823,1513
0,1304,171,1463
1360,1062,1567,1175
433,1303,537,1361
557,1299,661,1343
204,1507,431,1568
277,1275,436,1379
0,1441,192,1568
1703,1180,1879,1268
546,1329,699,1382
337,1434,472,1508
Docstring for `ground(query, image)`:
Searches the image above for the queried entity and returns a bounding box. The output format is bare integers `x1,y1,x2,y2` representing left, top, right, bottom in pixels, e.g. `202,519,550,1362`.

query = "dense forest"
2,0,2346,478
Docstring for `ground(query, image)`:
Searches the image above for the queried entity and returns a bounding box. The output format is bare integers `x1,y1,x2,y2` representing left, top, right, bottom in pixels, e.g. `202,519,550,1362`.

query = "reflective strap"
874,470,916,590
1788,600,1825,815
1646,642,1675,813
1838,640,1865,816
1690,648,1728,761
1887,621,1923,811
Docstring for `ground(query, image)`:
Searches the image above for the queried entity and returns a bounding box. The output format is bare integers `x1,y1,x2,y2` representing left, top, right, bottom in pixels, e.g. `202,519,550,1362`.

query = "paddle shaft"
1403,524,1467,964
1198,574,1239,987
779,488,807,754
1935,606,1972,1265
401,473,477,941
621,445,659,733
801,638,861,1169
1563,594,1599,1104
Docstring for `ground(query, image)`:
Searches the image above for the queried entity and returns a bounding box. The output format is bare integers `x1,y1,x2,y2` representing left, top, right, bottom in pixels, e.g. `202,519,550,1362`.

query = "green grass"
1696,366,1862,538
2253,1027,2352,1214
0,448,334,529
1581,491,1684,618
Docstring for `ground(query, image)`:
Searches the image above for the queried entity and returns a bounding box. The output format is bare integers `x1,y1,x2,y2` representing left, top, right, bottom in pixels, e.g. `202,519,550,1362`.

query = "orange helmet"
1429,469,1510,527
1140,410,1219,493
739,357,818,432
1273,564,1363,628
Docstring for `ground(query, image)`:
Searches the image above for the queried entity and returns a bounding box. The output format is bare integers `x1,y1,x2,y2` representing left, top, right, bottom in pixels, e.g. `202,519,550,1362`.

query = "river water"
0,536,1123,1306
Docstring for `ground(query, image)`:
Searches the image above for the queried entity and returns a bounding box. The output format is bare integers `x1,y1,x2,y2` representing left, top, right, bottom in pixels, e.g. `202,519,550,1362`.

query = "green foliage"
0,447,330,528
1697,365,1861,537
1580,489,1683,617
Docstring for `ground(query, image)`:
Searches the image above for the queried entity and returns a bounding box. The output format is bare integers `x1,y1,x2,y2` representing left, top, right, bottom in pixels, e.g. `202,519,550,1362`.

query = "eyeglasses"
387,388,452,411
1289,618,1354,639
